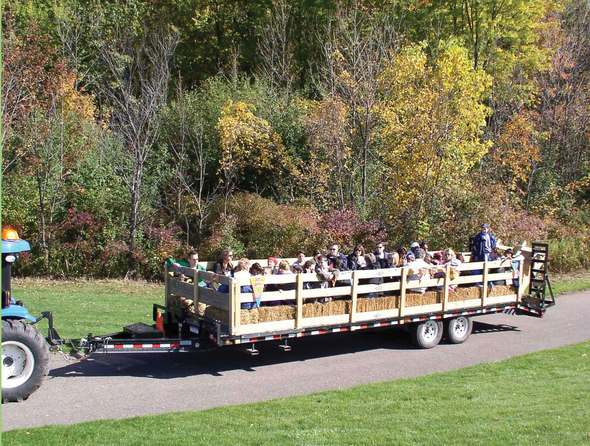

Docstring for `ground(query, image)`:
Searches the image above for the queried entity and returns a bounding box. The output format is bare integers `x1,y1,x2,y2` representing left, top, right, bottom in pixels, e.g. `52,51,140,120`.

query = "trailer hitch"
32,311,64,346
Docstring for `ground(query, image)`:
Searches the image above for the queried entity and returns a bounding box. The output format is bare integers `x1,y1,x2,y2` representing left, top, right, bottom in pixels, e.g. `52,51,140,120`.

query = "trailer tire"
2,319,49,402
410,320,443,349
445,316,472,344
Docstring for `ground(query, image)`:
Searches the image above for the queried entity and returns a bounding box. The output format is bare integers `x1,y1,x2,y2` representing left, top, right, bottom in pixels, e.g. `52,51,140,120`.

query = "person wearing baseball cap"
471,223,497,262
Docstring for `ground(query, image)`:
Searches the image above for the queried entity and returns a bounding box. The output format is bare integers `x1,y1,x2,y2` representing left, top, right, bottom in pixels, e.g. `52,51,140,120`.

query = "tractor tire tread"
2,319,49,403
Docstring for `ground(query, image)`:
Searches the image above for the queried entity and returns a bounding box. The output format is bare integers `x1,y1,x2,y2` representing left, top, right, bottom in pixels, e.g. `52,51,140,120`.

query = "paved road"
3,291,590,431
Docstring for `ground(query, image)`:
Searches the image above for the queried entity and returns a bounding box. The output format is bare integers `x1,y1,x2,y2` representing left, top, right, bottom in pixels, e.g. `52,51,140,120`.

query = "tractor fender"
2,305,36,322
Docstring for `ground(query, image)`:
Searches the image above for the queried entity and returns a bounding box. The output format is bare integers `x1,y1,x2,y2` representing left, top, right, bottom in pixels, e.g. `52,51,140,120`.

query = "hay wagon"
80,243,554,354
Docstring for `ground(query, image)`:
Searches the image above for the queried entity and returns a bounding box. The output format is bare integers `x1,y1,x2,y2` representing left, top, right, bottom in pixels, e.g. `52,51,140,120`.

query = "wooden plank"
199,271,232,285
240,290,296,303
486,294,517,305
482,261,488,307
235,319,296,335
457,261,485,271
197,287,230,311
228,279,235,334
353,308,400,322
356,281,401,294
301,286,352,299
353,268,402,279
442,264,450,312
168,279,194,298
234,273,298,286
446,299,481,310
301,314,349,328
486,271,515,281
452,275,485,285
517,253,525,303
404,303,444,316
232,280,241,335
296,273,303,329
193,276,199,311
399,267,407,317
172,265,197,279
405,277,445,289
350,271,358,323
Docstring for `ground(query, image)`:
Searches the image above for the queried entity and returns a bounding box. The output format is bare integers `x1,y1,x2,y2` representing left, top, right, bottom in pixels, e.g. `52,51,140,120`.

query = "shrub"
548,236,590,273
318,209,387,252
201,193,320,259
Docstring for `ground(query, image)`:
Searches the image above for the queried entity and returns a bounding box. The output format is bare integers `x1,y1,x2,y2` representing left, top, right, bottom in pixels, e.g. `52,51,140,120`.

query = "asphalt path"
3,291,589,431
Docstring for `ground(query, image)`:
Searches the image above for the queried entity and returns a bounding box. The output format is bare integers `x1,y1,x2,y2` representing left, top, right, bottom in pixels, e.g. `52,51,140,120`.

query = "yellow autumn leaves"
216,41,493,221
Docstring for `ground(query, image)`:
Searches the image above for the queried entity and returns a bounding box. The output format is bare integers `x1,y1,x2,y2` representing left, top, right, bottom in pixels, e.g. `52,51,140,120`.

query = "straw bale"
302,299,351,317
448,287,481,301
405,291,441,306
256,305,296,322
488,284,517,296
356,296,399,313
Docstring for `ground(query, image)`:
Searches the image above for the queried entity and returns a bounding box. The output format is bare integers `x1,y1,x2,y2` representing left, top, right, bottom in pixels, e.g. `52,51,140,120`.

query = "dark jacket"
327,252,349,270
347,253,366,271
471,231,497,261
373,250,392,269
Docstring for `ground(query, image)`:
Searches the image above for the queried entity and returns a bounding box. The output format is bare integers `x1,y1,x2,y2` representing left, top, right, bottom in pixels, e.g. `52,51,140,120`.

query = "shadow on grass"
48,320,519,380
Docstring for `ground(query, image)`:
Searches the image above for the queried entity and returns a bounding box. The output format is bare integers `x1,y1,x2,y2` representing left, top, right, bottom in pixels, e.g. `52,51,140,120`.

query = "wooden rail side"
166,245,523,336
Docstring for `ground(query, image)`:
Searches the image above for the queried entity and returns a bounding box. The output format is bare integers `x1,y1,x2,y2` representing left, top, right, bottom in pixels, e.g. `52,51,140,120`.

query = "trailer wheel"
411,320,443,349
2,319,49,402
445,316,472,344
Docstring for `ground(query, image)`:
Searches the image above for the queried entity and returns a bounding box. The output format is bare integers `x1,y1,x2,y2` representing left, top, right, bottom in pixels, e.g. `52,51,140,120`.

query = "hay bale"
302,302,324,318
405,290,441,306
301,299,351,317
356,296,399,313
256,305,296,322
449,287,481,301
488,284,517,297
241,308,258,325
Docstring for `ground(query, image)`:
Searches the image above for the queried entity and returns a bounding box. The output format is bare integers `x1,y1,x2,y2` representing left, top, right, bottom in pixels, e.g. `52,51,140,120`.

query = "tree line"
2,0,589,278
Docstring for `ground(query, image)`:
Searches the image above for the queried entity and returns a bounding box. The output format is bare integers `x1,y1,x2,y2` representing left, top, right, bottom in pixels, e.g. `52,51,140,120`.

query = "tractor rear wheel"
2,319,49,402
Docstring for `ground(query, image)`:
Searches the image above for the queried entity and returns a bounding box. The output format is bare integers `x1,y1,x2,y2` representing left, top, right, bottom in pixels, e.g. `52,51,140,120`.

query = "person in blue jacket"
471,223,497,262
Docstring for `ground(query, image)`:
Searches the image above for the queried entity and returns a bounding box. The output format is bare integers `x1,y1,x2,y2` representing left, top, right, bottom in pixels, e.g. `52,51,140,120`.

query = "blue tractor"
2,227,50,402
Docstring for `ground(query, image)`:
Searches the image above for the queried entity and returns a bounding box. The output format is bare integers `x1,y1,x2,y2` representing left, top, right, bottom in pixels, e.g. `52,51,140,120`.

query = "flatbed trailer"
80,244,553,355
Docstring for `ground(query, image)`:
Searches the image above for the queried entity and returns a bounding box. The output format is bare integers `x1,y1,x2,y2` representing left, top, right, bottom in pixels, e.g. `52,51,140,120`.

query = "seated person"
276,260,295,292
396,246,408,266
361,253,383,297
167,250,207,287
250,262,264,276
265,256,279,275
374,243,392,269
407,248,431,294
327,244,349,270
348,244,367,270
292,251,306,269
315,255,336,288
302,260,319,289
214,249,234,293
233,258,254,309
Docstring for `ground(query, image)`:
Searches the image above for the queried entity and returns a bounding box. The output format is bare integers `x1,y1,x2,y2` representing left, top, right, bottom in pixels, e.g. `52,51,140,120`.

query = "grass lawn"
4,341,590,445
551,272,590,295
12,279,162,339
